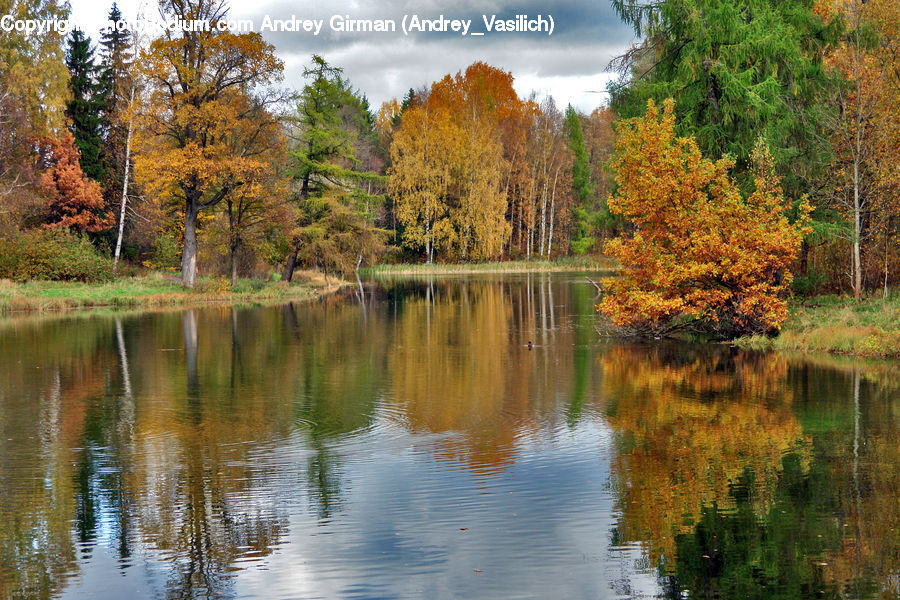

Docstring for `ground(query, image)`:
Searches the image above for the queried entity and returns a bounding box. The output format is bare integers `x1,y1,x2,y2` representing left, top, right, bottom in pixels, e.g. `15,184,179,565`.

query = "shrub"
143,231,181,271
598,99,810,338
0,228,114,282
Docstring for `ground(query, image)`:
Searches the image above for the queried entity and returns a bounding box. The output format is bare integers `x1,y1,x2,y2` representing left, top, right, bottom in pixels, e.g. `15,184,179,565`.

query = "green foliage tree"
564,104,595,254
65,29,106,182
98,3,134,201
282,54,384,281
609,0,839,195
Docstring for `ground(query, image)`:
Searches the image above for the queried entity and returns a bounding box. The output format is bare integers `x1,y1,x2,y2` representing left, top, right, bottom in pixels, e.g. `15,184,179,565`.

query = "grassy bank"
0,270,345,315
737,294,900,358
361,256,616,276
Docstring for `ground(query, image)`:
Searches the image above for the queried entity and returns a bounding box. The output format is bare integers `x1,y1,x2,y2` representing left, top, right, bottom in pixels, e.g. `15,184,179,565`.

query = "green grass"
0,270,345,315
360,255,616,276
736,293,900,358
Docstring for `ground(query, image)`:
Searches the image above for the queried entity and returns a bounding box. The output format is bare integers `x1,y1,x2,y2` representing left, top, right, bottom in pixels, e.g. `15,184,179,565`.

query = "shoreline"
0,271,347,317
735,294,899,359
360,257,616,276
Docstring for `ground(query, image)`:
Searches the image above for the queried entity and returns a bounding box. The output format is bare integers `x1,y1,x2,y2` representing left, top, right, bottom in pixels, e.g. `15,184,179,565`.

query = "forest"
0,0,898,336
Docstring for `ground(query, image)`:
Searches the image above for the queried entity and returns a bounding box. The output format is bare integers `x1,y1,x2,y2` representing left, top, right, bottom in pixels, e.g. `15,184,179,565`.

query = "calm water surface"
1,273,899,599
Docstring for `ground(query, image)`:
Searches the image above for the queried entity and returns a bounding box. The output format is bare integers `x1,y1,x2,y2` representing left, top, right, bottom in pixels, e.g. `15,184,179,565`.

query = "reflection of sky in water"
59,413,659,599
242,417,652,599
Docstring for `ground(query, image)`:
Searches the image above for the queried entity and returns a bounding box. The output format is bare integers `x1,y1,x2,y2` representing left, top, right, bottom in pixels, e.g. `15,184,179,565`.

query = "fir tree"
282,55,385,281
97,4,134,227
99,3,132,108
609,0,839,196
65,29,105,182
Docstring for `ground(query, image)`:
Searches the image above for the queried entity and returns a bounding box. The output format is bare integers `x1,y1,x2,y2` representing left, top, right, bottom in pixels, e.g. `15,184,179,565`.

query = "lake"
1,273,898,599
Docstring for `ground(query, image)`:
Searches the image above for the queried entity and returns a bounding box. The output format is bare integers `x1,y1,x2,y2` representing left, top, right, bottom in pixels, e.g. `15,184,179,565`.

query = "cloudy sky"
68,0,636,113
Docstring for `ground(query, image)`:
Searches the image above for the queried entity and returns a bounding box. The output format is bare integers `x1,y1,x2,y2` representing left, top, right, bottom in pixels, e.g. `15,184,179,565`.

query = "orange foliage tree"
389,63,530,261
39,131,113,233
598,99,810,337
134,0,283,288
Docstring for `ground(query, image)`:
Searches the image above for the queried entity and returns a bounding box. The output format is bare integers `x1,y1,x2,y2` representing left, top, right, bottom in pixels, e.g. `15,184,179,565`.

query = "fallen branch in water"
586,276,603,295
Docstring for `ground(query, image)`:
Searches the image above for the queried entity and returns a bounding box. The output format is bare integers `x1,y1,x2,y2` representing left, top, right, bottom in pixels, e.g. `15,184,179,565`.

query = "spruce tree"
609,0,839,196
99,3,132,108
282,55,384,281
98,4,134,218
65,29,105,182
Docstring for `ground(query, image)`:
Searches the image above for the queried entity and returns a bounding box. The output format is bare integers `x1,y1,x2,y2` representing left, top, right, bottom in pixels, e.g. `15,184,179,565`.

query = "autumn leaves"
388,65,510,263
598,100,810,337
385,63,575,264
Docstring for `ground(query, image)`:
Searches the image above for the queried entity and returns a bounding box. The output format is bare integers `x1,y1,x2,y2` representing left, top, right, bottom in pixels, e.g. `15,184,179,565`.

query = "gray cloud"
69,0,635,111
228,0,635,110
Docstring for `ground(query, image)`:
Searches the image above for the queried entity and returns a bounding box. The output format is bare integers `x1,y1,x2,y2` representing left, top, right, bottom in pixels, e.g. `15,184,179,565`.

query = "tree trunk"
230,240,238,287
886,216,891,299
539,182,547,257
425,208,432,264
113,85,135,271
282,247,299,282
281,168,311,283
547,165,560,257
851,0,864,301
181,201,199,288
853,160,862,299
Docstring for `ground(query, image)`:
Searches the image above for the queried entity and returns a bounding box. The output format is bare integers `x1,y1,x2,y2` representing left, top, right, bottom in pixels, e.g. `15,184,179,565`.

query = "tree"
581,107,617,241
134,0,283,288
598,99,810,337
564,105,595,254
867,0,900,297
220,96,285,286
65,29,106,182
0,0,69,222
822,0,881,299
97,2,136,268
98,2,133,119
521,97,571,258
39,131,113,233
389,63,516,262
282,55,384,281
389,104,452,263
609,0,838,196
0,0,69,137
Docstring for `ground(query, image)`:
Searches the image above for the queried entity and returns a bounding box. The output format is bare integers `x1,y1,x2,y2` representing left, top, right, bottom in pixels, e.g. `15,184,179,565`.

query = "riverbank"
0,271,346,315
361,256,615,276
737,294,900,358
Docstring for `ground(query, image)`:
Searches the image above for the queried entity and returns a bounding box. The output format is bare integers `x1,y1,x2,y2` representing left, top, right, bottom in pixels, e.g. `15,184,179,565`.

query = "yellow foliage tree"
133,0,282,288
389,63,512,262
598,99,811,337
388,105,452,263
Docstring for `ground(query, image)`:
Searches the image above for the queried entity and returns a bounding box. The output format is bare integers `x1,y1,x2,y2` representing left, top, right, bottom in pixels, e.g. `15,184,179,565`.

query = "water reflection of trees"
386,275,601,473
605,345,809,569
606,345,900,599
0,275,610,598
0,299,389,599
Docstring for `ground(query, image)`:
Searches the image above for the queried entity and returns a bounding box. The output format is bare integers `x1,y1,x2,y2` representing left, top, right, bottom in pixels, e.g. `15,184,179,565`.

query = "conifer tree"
609,0,838,195
99,3,132,110
282,55,384,281
98,2,134,187
98,3,135,260
64,29,105,182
